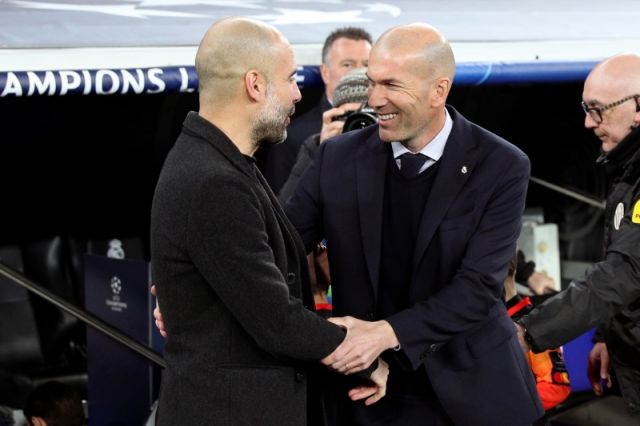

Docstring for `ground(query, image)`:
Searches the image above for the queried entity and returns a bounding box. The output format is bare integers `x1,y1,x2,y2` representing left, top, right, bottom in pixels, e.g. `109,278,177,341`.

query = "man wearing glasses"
517,53,640,424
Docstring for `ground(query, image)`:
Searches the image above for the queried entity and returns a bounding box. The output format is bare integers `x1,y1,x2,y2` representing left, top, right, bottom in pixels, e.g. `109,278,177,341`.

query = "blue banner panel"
85,255,161,426
454,61,597,86
0,66,198,97
0,61,598,98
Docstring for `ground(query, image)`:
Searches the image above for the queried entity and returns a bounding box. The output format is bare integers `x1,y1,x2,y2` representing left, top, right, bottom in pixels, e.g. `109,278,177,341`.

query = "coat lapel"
412,109,478,269
185,111,310,301
255,167,306,261
187,112,299,252
356,129,389,300
253,166,316,308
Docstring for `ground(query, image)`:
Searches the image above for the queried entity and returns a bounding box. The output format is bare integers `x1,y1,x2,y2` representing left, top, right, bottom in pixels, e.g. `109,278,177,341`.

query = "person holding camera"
278,67,373,205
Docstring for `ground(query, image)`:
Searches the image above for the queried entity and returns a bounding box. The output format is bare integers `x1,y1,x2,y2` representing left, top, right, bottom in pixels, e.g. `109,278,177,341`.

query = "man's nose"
584,113,598,129
367,85,384,108
292,84,302,104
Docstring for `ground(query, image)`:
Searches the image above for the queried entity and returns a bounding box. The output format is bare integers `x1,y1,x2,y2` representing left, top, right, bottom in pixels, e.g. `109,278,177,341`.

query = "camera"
334,104,378,133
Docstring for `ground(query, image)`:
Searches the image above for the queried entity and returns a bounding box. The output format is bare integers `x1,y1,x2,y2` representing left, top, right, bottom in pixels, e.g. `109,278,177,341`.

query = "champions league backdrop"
0,0,639,96
0,61,604,98
0,66,199,97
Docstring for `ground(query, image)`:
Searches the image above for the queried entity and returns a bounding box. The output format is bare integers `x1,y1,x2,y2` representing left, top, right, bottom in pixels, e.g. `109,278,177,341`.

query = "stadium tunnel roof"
1,0,638,96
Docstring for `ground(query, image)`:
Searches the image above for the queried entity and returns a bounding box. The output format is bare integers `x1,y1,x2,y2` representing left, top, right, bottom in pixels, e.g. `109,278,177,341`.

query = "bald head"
586,53,640,98
195,17,289,103
366,23,456,150
582,53,640,152
374,23,456,82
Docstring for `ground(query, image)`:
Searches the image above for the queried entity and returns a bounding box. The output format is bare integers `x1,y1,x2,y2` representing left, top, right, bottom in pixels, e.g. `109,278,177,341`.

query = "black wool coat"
151,112,345,426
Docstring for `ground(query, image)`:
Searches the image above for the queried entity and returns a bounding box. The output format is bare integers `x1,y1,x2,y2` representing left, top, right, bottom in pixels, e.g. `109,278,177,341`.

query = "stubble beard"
252,86,294,148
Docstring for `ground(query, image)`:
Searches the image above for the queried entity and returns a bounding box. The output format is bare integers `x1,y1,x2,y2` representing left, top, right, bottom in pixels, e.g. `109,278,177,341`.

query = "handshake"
151,286,395,406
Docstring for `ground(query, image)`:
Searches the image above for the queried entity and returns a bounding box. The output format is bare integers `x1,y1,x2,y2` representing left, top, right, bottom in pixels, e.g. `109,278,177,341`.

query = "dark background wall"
0,81,605,262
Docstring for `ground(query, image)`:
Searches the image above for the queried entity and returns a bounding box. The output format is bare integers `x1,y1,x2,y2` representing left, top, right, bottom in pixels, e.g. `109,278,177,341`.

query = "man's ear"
245,70,266,102
320,63,330,86
431,77,451,107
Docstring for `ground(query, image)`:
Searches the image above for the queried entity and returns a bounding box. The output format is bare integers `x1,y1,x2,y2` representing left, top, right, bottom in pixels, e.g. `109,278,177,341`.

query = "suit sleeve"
187,173,344,361
278,134,320,206
522,213,640,351
386,153,531,369
284,141,328,254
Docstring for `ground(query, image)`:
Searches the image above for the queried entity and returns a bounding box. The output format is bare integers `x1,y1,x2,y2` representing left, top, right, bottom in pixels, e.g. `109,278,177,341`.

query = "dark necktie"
399,153,429,178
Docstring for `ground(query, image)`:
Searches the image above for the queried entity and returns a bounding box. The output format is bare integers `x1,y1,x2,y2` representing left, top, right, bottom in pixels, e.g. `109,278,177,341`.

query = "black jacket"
523,127,640,415
151,112,347,426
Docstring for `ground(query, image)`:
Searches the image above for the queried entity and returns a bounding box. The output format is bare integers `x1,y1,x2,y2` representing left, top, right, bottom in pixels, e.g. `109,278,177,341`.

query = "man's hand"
348,358,389,406
514,322,530,354
150,285,167,338
527,272,556,295
319,103,362,143
588,342,611,396
322,316,399,374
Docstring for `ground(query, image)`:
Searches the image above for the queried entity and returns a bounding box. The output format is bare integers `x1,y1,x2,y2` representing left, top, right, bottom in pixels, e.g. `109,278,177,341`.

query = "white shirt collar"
391,108,453,163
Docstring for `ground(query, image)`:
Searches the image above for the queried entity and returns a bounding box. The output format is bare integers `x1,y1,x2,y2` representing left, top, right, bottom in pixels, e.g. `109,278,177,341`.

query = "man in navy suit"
285,23,544,425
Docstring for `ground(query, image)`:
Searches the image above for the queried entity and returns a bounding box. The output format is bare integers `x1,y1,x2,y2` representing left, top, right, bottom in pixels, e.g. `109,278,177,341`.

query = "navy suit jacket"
286,106,544,426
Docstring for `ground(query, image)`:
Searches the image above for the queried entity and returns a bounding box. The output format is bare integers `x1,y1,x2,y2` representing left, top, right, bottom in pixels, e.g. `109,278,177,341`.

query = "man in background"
23,381,84,426
517,53,640,424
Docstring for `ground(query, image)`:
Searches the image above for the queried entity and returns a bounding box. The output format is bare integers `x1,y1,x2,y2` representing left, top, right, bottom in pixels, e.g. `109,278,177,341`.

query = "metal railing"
0,260,166,368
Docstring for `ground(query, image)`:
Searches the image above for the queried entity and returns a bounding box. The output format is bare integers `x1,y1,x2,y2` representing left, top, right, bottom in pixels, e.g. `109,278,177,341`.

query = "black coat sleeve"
188,172,345,361
523,213,640,351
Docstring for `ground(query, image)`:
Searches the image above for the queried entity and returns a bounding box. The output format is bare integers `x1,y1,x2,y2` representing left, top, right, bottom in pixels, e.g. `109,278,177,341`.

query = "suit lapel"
356,129,388,300
412,110,478,269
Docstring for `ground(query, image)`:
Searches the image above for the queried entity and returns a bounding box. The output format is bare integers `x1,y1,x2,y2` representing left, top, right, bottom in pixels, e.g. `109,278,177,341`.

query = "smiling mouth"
378,113,398,121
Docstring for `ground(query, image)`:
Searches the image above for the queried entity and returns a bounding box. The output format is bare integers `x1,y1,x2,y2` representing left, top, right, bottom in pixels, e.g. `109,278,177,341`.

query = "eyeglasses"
581,95,640,124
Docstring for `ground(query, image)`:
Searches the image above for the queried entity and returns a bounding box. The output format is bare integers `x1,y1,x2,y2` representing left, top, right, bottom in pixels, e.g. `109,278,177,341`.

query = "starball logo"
106,276,128,312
